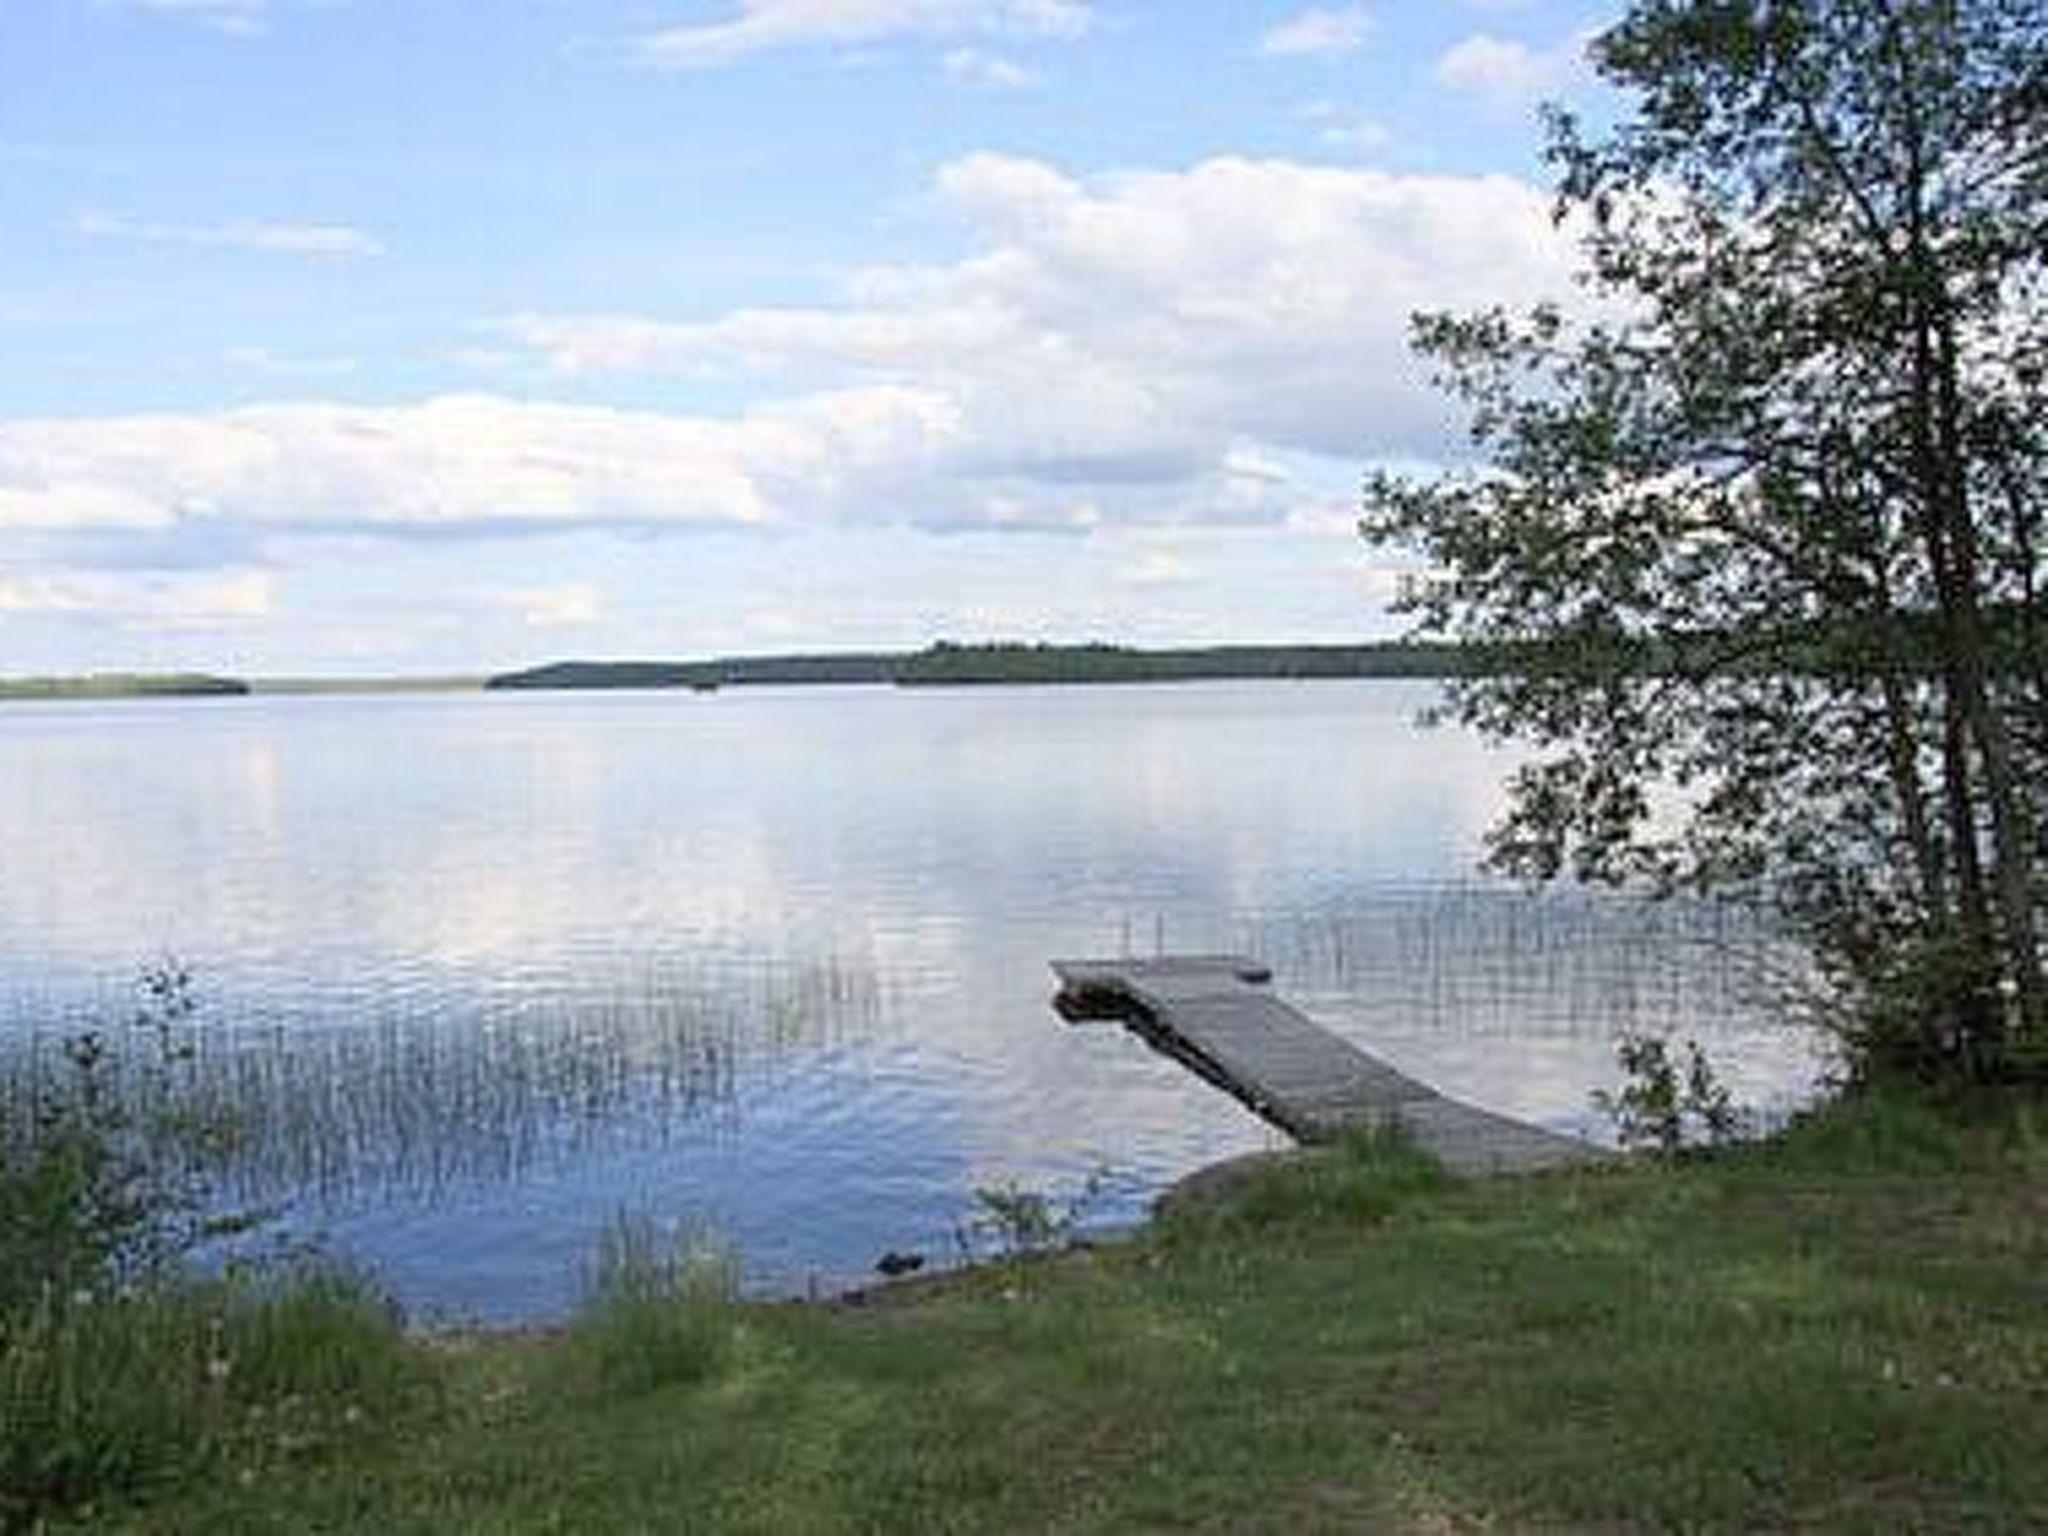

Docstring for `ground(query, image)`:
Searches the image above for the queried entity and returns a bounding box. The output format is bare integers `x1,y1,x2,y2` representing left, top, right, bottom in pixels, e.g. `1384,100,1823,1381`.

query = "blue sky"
1,0,1613,674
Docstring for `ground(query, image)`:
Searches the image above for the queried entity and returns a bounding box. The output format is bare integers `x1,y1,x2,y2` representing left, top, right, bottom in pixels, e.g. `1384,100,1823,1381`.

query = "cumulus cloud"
511,153,1575,472
0,391,952,539
0,479,178,531
636,0,1090,70
4,156,1578,561
78,212,385,261
1433,31,1588,107
1260,6,1373,59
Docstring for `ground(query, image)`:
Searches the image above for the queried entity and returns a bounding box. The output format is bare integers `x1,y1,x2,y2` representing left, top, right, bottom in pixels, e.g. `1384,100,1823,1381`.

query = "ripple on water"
0,684,1815,1321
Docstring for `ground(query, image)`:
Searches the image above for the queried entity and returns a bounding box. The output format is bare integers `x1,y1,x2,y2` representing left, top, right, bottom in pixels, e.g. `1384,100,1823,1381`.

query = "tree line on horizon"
483,639,1480,691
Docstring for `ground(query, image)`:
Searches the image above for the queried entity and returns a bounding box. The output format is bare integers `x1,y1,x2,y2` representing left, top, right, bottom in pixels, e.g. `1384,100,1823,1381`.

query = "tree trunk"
1931,313,2047,1050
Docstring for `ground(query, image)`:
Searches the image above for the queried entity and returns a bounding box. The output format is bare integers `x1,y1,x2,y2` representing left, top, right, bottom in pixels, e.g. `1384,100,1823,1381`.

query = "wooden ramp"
1051,955,1604,1176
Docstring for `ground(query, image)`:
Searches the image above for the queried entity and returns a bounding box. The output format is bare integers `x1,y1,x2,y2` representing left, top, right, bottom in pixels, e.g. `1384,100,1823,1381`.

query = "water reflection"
0,684,1814,1320
0,687,1514,975
1246,885,1792,1038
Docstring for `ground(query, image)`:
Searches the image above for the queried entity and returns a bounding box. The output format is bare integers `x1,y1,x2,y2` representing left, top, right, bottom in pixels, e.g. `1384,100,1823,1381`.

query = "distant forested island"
0,672,250,700
486,641,1475,692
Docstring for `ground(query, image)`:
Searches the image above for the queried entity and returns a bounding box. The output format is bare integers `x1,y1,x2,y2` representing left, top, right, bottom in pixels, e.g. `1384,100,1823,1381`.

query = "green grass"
56,1092,2048,1533
3,1264,422,1530
562,1216,740,1397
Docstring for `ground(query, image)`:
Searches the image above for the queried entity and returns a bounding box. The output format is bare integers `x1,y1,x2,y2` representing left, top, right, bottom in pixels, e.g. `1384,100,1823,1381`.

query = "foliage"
890,640,1474,686
486,640,1476,692
1770,1076,2048,1175
0,968,417,1529
0,963,241,1320
1362,0,2048,1084
0,1255,416,1530
564,1214,739,1396
1593,1033,1745,1153
957,1165,1113,1262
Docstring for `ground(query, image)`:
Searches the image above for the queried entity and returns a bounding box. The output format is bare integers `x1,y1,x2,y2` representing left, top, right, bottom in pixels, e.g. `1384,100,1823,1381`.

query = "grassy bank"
47,1093,2046,1533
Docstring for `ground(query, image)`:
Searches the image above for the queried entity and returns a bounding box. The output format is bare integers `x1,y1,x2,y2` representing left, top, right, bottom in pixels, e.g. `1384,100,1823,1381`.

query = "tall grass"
0,955,879,1207
0,1264,419,1528
564,1214,740,1396
1221,884,1795,1041
0,971,423,1529
1,895,1782,1229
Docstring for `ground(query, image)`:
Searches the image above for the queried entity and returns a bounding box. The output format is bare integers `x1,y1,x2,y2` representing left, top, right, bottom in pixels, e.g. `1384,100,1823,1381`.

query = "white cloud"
223,345,360,378
0,569,273,626
511,153,1575,479
484,583,605,629
1260,6,1373,59
0,392,928,537
0,480,178,530
1299,101,1393,156
0,576,94,614
1433,31,1587,107
79,212,385,261
1118,547,1192,589
943,47,1038,88
115,0,269,36
636,0,1090,70
3,157,1577,565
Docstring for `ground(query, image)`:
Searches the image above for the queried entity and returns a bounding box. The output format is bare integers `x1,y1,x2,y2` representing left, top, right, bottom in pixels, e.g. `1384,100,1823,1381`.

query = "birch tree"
1365,0,2047,1080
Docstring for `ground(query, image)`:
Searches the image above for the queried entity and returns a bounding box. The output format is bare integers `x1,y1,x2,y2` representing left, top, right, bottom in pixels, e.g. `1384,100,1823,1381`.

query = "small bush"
1839,931,2017,1085
567,1215,739,1396
1593,1034,1745,1154
0,963,240,1318
957,1165,1114,1263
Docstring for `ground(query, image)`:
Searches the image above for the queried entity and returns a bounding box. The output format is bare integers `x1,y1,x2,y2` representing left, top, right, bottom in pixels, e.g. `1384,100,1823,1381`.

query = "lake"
0,681,1818,1323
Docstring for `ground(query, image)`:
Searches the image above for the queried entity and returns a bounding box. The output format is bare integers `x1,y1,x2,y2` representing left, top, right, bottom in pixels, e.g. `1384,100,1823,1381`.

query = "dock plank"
1051,955,1604,1176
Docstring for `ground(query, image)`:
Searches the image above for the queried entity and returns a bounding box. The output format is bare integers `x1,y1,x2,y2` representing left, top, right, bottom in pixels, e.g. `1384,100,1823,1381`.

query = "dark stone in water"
874,1250,925,1278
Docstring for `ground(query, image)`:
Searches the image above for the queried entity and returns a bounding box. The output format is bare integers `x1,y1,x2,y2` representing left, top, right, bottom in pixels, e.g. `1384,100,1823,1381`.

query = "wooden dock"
1051,955,1604,1176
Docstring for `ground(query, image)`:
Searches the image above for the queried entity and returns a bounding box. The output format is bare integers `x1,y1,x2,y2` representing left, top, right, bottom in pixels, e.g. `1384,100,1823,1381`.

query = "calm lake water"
0,682,1819,1322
